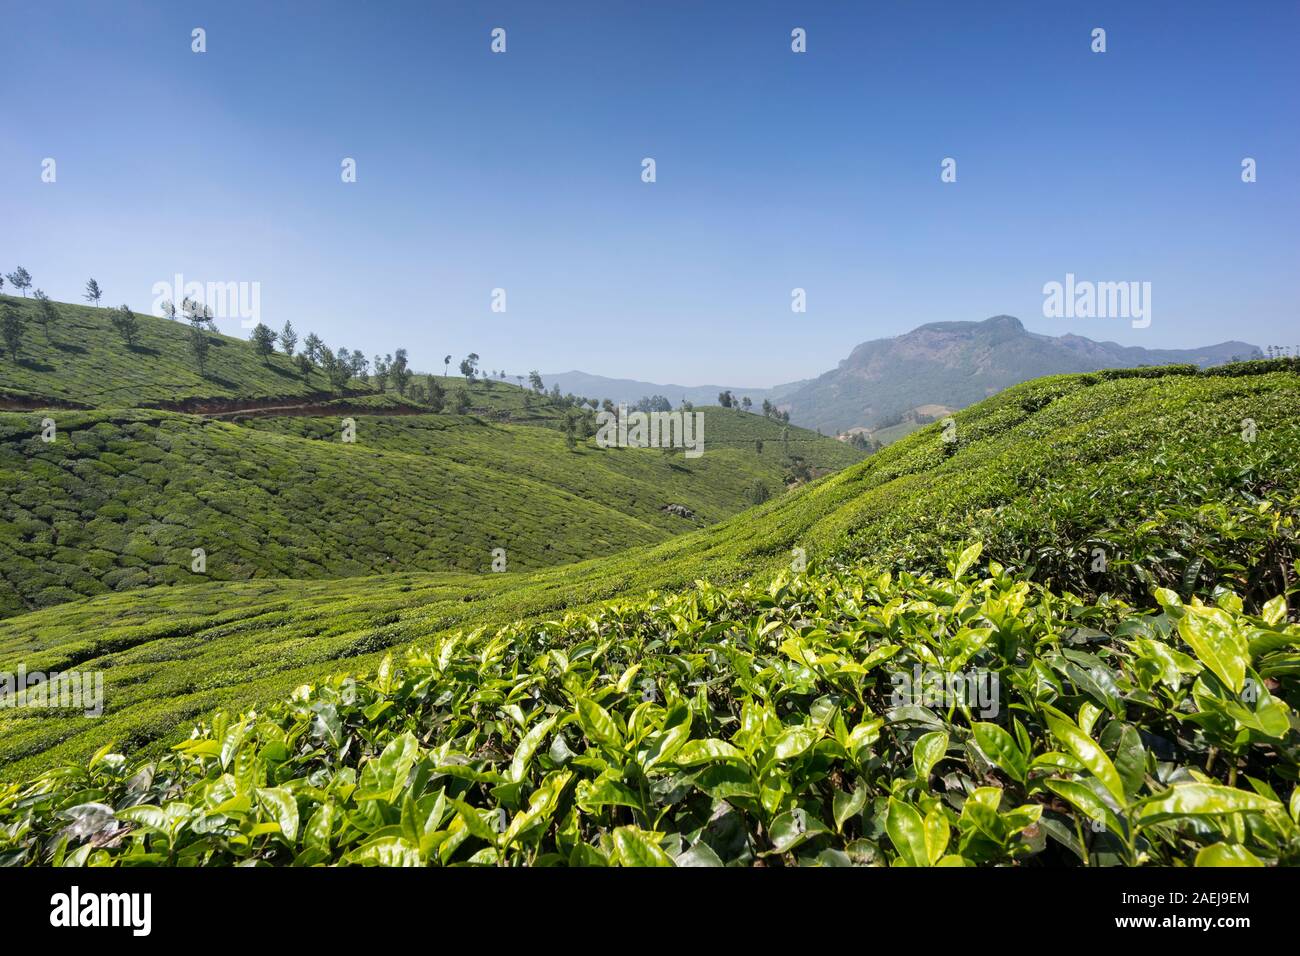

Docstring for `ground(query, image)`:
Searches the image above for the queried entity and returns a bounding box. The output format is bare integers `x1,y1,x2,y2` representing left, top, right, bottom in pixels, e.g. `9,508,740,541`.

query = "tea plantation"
0,406,854,617
0,362,1297,865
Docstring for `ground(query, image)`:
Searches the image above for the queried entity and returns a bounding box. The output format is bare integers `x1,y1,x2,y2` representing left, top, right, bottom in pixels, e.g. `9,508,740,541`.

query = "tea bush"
2,547,1296,867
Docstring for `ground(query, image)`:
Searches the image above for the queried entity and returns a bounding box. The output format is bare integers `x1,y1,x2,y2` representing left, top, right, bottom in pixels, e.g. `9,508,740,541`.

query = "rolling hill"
0,294,863,619
0,293,360,410
0,360,1294,788
0,405,858,619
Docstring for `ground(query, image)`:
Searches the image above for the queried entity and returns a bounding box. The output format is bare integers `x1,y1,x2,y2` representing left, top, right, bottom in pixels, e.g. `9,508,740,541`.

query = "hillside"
0,405,859,617
0,293,360,409
0,361,1295,789
2,361,1296,867
778,315,1260,433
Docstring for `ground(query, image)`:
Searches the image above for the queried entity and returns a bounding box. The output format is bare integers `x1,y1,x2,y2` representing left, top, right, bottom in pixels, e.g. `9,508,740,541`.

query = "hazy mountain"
539,371,806,408
775,316,1260,434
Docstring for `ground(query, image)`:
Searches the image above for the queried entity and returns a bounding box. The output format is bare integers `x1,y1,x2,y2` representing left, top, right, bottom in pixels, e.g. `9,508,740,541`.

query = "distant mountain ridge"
551,317,1259,436
778,316,1259,433
539,371,805,408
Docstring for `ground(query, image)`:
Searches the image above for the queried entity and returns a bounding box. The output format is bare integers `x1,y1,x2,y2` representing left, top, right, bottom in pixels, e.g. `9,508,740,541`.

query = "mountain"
775,315,1260,434
540,370,806,409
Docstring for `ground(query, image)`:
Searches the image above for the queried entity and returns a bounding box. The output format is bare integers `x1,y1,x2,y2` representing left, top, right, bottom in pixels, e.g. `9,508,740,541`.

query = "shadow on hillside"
15,358,55,372
201,374,240,389
52,342,87,355
267,364,299,380
127,344,161,357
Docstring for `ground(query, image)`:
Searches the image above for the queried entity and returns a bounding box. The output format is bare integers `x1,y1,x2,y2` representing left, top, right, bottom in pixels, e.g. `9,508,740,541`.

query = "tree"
295,353,311,378
745,480,771,506
349,351,368,382
303,333,323,363
183,298,214,375
459,353,479,383
6,267,31,297
183,297,215,330
755,438,763,456
280,320,298,356
391,348,411,396
161,299,177,322
250,323,278,363
563,414,577,450
1,304,23,360
427,376,446,412
718,391,734,408
320,347,351,391
33,290,57,341
84,278,103,307
0,275,4,292
188,324,210,375
110,303,139,347
741,396,752,412
761,399,773,418
529,370,544,392
443,354,451,377
453,387,471,414
373,354,391,392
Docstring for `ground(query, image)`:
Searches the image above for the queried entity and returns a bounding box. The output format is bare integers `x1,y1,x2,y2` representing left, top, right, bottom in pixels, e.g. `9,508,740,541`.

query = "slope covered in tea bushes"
0,406,858,617
0,294,349,409
2,552,1297,867
0,363,1295,791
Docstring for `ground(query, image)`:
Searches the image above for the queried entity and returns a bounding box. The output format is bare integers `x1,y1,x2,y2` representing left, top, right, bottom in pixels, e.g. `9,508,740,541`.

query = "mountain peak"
910,314,1026,336
788,316,1258,434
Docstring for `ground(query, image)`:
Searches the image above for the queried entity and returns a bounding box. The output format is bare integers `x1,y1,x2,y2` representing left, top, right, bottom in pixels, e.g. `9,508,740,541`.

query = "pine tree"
5,267,31,297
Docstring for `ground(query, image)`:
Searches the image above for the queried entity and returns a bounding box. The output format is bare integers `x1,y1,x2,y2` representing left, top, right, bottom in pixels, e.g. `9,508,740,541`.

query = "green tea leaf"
913,730,948,781
971,722,1027,783
1135,784,1282,826
1043,709,1126,806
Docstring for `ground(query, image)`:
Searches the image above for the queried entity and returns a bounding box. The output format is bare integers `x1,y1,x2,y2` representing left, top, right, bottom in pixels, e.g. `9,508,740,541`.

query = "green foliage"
0,408,858,619
0,305,21,362
1,562,1296,867
249,323,278,363
0,293,345,406
1,319,1297,870
109,304,139,347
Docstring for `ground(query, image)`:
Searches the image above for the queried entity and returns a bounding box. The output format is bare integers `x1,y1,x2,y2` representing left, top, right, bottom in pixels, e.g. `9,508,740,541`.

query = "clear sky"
2,0,1296,386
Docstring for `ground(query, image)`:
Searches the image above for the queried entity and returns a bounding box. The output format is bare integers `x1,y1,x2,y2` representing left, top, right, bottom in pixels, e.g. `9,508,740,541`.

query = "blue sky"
2,0,1296,386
